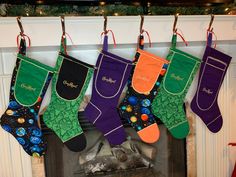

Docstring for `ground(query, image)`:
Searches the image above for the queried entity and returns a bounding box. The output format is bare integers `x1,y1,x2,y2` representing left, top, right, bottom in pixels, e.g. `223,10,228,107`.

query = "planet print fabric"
118,35,169,143
0,39,54,157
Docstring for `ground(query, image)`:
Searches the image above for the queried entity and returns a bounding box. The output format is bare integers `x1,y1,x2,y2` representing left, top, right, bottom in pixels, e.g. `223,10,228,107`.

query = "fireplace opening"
40,109,187,177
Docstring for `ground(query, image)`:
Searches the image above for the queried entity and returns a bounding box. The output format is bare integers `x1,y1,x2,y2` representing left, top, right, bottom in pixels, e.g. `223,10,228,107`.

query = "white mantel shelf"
0,15,236,48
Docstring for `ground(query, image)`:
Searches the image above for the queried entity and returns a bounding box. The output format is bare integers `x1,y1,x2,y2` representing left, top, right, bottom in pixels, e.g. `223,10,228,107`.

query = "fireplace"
0,16,235,177
39,96,188,177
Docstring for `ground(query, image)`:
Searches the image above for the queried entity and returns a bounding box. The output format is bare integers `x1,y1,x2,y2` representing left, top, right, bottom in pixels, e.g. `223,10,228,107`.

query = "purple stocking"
191,33,231,133
84,35,132,145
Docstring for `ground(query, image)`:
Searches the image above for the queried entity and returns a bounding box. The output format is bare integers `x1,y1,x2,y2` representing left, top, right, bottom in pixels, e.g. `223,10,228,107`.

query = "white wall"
0,16,235,177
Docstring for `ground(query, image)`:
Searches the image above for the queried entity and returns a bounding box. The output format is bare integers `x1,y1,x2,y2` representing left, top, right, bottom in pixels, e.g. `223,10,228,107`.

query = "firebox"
40,97,187,177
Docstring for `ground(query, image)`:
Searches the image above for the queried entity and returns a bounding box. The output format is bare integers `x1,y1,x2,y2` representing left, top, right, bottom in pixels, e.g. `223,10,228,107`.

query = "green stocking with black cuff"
43,37,94,152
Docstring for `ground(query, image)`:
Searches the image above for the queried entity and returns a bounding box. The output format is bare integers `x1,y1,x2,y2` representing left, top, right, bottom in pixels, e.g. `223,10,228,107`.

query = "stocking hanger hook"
173,13,179,33
208,14,214,31
140,15,144,34
60,16,66,36
103,16,108,34
17,16,24,35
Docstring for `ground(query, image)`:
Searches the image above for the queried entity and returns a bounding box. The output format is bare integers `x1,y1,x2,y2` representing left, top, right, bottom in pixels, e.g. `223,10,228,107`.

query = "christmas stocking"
190,32,231,133
84,35,133,146
43,37,94,152
151,34,200,139
0,38,54,157
118,35,169,143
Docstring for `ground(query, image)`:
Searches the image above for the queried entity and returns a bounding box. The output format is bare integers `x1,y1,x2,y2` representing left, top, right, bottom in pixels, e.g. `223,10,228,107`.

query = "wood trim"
186,102,197,177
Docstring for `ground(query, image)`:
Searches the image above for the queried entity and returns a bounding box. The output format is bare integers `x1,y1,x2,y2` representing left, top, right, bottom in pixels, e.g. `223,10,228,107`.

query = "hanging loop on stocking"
101,30,117,49
101,17,116,49
137,34,144,50
16,16,31,53
206,30,217,49
175,29,188,46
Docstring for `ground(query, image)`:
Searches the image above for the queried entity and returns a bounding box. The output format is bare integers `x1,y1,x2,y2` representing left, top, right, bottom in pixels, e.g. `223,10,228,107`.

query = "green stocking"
43,37,94,151
151,35,200,139
0,38,54,157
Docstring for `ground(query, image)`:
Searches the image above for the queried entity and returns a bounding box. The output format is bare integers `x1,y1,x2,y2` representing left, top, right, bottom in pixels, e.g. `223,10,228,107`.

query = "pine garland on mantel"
0,3,235,17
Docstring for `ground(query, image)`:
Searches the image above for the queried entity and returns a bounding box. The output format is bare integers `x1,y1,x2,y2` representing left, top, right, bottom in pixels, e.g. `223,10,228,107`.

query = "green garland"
0,3,235,16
